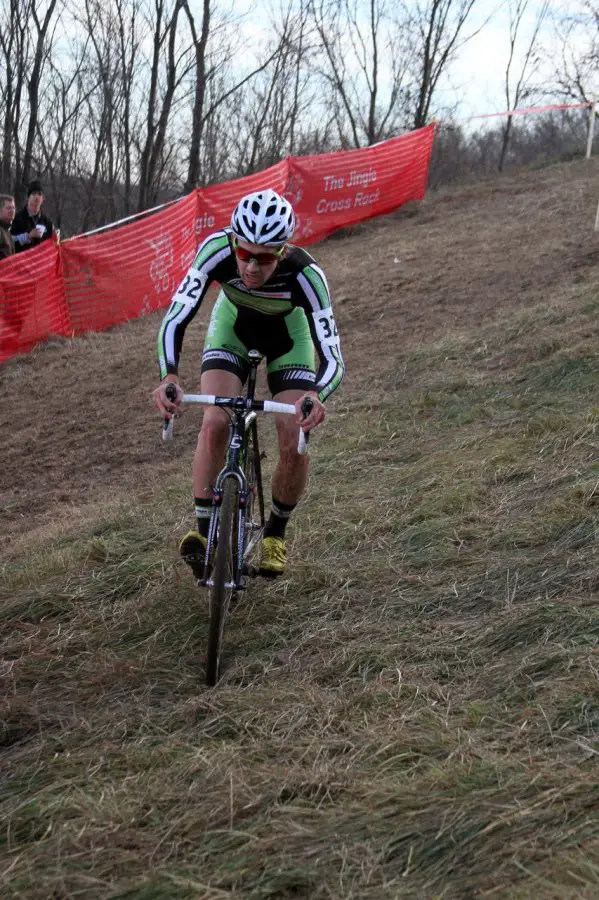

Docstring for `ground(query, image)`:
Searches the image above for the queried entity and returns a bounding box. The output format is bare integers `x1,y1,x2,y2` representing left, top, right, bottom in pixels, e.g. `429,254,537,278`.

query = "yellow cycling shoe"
179,530,208,579
258,536,287,578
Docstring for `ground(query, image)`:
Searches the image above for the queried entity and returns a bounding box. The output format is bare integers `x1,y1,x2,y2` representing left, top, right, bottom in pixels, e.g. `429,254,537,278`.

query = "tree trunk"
21,0,59,189
183,0,210,192
498,114,513,172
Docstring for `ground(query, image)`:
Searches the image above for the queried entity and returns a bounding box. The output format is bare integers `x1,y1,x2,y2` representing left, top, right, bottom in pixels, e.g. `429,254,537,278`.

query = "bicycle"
162,350,312,686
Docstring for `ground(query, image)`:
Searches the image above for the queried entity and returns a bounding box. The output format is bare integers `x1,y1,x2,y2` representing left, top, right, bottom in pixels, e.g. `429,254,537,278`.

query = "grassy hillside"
2,158,599,898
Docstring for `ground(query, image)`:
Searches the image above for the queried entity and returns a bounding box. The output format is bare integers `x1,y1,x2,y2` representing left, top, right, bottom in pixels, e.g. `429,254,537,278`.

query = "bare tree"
137,0,192,210
36,36,98,229
20,0,61,195
550,1,599,104
231,2,318,172
182,0,301,189
308,0,411,147
197,70,232,183
115,0,142,212
408,0,481,129
75,0,122,226
0,0,31,190
2,0,586,237
181,0,211,192
498,0,550,171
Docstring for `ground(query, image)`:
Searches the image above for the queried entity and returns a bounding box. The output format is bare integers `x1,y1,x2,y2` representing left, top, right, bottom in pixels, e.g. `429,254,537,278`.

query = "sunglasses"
233,239,285,266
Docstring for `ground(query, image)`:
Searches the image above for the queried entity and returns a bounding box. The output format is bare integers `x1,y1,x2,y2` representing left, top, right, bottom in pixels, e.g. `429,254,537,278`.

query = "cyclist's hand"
153,379,182,419
296,391,325,431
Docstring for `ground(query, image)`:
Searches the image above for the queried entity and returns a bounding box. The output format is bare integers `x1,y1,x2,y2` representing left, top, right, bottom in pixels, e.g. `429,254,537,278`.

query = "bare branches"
549,1,599,104
409,0,480,129
181,0,211,192
22,0,60,193
498,0,550,171
0,0,595,233
308,0,412,147
0,0,31,188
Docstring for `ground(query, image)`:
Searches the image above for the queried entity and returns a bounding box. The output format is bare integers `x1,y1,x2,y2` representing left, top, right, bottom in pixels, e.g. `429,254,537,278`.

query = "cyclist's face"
234,239,284,288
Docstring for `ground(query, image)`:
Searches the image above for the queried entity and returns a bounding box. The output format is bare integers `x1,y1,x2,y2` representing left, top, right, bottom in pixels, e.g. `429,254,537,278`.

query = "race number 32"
314,309,339,345
175,268,206,305
177,275,201,299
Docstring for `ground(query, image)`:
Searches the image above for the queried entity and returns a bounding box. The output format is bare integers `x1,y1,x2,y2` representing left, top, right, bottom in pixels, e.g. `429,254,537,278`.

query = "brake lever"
298,396,314,456
162,382,178,442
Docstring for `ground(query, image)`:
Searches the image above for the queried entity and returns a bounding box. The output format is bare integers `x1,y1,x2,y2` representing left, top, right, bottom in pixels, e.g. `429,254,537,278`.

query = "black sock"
194,498,212,538
263,497,296,539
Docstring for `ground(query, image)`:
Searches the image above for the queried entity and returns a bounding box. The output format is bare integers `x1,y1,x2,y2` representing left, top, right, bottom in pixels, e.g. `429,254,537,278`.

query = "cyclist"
153,188,344,577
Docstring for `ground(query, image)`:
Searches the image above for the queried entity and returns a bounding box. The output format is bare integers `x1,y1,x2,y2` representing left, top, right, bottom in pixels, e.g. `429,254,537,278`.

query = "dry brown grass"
2,157,599,898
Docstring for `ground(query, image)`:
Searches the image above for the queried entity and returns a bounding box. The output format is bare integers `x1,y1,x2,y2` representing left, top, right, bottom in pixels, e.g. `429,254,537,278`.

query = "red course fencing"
0,123,435,363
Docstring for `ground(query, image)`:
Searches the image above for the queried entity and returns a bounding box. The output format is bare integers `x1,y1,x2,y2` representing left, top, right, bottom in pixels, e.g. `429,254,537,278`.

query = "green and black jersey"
157,228,344,401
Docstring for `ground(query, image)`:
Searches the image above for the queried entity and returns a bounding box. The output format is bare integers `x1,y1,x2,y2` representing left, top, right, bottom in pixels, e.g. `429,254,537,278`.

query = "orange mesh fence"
288,127,436,243
196,159,289,242
62,192,199,334
0,237,69,361
0,123,435,363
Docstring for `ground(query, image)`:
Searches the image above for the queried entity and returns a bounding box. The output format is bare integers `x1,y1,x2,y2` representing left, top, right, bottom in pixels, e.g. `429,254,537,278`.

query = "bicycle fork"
201,430,254,592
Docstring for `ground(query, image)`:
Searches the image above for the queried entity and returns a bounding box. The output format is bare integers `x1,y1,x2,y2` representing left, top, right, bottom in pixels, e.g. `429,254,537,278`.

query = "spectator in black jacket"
11,179,54,252
0,194,16,259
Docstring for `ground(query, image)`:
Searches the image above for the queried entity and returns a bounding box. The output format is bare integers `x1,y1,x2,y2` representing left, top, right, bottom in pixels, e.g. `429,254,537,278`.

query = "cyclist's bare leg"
193,369,243,500
271,388,309,505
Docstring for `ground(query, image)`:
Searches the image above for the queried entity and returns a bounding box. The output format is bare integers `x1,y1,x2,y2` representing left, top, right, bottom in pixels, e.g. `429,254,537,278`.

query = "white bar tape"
182,393,217,404
262,400,296,415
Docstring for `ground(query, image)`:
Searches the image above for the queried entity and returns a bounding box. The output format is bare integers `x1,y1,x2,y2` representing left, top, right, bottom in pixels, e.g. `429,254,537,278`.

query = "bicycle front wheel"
206,477,238,686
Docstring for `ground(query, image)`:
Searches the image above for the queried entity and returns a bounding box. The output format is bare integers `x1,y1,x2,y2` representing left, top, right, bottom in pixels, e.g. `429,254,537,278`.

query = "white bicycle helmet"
231,189,295,246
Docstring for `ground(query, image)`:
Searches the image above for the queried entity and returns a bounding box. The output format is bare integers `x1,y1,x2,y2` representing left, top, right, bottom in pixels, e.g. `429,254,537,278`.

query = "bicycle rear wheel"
206,477,238,686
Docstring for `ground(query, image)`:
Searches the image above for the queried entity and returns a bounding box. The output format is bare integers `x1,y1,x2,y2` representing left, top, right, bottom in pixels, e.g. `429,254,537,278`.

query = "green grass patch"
3,280,599,898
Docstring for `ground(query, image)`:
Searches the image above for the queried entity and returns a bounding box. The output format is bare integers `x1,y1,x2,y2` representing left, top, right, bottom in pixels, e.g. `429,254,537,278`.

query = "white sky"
427,1,595,122
436,2,575,120
235,0,596,125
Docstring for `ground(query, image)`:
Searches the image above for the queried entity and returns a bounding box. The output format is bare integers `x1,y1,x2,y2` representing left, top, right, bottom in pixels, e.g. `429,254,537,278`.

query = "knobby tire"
206,478,238,686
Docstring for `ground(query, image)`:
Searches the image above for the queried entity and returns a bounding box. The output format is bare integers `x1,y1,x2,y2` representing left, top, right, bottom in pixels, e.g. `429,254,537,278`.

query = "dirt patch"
2,158,598,548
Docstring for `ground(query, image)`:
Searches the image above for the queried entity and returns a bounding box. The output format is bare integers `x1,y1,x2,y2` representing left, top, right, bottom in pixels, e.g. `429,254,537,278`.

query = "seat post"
246,349,263,402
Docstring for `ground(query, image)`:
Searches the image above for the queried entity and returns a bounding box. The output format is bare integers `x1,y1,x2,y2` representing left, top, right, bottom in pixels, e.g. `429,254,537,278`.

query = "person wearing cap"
0,194,16,259
11,179,54,253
